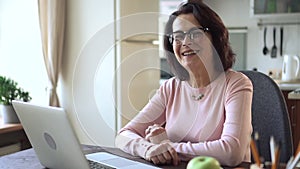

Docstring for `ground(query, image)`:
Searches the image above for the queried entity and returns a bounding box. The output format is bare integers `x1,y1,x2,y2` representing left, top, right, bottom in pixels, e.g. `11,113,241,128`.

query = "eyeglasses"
168,27,209,45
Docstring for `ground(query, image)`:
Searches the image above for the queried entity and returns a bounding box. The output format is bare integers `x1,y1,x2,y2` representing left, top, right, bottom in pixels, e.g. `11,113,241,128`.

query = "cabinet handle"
291,105,296,127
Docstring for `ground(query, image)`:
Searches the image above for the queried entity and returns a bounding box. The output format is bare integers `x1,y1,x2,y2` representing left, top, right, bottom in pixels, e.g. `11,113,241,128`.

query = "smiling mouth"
182,50,199,56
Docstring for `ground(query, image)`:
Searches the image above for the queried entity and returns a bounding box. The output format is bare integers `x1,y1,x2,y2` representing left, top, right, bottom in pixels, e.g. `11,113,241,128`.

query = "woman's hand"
144,124,179,165
145,124,168,144
145,142,179,166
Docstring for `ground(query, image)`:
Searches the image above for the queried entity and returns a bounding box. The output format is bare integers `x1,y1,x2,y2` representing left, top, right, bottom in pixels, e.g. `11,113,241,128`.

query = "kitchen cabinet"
281,90,300,153
251,0,300,17
116,0,160,127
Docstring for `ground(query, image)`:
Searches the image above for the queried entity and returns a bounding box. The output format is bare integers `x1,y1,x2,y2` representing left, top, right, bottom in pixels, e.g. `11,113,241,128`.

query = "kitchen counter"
287,90,300,99
278,83,300,91
274,79,300,91
275,81,300,99
274,80,300,100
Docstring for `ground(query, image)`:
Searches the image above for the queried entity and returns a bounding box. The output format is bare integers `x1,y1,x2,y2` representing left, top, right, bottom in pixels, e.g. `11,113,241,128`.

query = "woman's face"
172,13,214,74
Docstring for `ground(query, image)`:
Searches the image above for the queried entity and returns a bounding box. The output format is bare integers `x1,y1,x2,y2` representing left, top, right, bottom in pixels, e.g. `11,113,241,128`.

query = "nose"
182,34,193,46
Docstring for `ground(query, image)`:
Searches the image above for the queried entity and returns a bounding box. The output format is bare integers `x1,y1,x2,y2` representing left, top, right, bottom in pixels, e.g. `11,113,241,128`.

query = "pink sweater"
116,69,253,166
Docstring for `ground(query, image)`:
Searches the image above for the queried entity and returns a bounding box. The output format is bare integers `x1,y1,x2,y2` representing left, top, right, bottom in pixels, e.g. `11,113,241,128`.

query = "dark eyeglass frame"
168,27,210,45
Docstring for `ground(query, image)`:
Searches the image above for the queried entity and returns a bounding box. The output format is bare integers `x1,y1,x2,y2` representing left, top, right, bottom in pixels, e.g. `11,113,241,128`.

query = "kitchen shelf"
257,20,300,27
250,0,300,18
227,27,248,33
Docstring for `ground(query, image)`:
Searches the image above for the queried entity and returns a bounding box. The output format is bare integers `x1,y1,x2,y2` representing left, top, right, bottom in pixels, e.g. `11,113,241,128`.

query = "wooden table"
0,122,23,134
0,144,252,169
0,117,31,154
0,118,295,169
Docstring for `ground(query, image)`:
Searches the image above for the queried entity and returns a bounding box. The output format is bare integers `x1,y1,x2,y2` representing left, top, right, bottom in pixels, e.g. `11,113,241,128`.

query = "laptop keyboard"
86,152,161,169
88,160,116,169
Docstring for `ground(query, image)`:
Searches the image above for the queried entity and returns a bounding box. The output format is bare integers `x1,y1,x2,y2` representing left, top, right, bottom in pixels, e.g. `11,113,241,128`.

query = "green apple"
186,156,221,169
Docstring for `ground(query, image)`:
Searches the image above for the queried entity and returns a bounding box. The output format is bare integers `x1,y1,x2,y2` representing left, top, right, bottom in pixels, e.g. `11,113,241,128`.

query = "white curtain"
38,0,65,107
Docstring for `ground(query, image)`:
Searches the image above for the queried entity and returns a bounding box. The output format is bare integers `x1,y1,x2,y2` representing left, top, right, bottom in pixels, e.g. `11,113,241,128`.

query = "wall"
63,0,161,146
61,0,116,146
204,0,300,76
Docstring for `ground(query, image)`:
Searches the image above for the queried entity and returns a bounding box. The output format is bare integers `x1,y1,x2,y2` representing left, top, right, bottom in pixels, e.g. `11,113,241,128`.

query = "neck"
188,70,220,88
188,76,208,88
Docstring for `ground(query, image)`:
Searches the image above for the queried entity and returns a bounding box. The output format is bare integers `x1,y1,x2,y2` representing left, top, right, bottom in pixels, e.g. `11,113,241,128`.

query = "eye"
190,30,204,39
173,32,185,41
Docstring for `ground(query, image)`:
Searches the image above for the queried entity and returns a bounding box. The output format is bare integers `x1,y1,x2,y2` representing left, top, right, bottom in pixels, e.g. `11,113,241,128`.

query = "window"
0,0,48,105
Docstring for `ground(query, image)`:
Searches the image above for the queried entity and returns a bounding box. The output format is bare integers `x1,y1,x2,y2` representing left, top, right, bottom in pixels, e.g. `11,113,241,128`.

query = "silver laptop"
12,100,160,169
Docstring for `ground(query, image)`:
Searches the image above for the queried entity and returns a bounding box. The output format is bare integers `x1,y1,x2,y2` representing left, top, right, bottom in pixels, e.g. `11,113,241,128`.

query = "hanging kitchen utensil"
271,27,277,58
263,27,269,55
280,27,283,56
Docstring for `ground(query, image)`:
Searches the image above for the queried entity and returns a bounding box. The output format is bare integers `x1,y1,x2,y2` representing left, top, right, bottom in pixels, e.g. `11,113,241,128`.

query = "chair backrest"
240,70,293,163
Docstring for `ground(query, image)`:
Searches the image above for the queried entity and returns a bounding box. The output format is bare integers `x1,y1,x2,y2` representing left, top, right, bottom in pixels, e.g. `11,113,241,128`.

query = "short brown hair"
163,0,235,80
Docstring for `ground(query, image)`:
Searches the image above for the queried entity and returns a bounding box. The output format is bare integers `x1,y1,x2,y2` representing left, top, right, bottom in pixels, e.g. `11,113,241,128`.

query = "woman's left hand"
145,124,169,144
145,142,179,166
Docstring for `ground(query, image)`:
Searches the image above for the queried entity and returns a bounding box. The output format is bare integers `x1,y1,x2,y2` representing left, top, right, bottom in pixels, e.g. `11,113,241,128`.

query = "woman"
115,0,253,167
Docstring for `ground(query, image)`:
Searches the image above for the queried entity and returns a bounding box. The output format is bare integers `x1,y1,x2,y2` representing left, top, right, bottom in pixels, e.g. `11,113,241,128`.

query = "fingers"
168,147,179,166
150,156,160,165
146,143,179,166
152,128,165,135
145,125,167,143
157,154,167,164
162,150,171,160
146,128,165,140
150,152,173,165
145,124,161,135
145,126,151,135
162,151,172,164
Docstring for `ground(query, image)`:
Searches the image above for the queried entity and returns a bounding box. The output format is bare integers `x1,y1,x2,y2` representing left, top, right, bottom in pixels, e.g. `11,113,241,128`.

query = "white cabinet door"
116,0,160,128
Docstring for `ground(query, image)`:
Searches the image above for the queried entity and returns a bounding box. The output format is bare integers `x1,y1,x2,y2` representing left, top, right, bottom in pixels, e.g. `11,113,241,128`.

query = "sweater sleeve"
115,130,155,158
170,73,253,166
115,80,171,158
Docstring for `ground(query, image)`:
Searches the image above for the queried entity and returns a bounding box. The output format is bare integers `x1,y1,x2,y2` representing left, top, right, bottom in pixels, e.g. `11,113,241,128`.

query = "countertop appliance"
282,54,300,82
